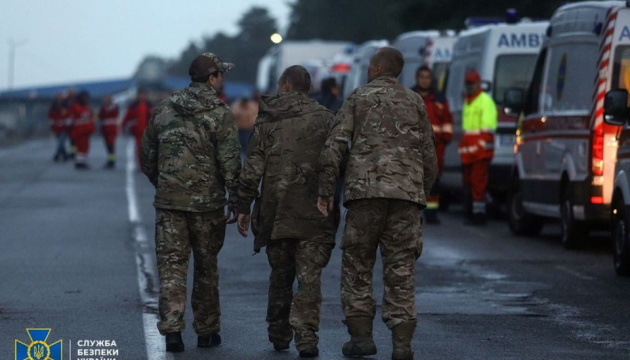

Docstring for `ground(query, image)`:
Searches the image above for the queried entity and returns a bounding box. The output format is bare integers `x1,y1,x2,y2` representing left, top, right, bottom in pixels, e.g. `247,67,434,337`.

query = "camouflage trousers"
155,208,226,336
341,199,423,329
266,239,334,350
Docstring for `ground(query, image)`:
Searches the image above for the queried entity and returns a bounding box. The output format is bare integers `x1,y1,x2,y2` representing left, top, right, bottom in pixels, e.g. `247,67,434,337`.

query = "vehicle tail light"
592,123,604,176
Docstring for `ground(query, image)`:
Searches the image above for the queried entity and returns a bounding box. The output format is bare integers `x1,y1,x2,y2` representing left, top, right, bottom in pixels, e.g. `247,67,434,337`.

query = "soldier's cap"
189,53,235,79
464,70,481,83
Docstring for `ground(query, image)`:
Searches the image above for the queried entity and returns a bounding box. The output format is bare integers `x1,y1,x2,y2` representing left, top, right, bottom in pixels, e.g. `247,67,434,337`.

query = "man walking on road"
237,65,338,358
317,47,437,360
140,52,241,352
458,70,497,226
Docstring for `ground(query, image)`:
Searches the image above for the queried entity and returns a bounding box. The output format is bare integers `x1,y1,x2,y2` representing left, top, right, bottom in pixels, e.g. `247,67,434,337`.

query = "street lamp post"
8,39,27,90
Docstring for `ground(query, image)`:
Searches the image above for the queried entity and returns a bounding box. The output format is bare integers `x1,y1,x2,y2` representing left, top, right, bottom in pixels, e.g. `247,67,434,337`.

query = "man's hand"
225,206,238,224
317,196,334,217
237,214,251,237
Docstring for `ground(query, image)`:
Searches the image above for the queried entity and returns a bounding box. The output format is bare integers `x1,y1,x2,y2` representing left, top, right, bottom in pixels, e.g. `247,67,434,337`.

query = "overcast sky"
0,0,290,90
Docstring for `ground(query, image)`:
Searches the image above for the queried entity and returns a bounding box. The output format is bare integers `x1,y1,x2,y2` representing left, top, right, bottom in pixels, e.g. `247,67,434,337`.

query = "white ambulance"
509,1,630,249
392,30,440,88
442,19,548,202
342,40,389,98
256,40,352,94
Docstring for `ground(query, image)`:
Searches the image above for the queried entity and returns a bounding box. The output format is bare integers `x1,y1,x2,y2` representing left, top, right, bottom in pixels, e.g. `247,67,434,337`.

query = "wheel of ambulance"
560,186,587,249
612,197,630,276
507,186,543,236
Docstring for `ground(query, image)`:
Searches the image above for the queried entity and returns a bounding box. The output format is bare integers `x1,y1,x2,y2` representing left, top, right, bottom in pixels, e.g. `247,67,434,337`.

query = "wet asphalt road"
1,136,629,360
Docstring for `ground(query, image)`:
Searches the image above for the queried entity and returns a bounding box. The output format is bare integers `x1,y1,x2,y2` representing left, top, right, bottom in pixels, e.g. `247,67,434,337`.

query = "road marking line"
555,265,595,281
125,140,172,360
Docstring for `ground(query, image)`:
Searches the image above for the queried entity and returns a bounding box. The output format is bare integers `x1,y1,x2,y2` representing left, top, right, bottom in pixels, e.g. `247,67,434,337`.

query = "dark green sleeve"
140,114,159,187
237,120,266,215
216,110,242,209
318,93,355,197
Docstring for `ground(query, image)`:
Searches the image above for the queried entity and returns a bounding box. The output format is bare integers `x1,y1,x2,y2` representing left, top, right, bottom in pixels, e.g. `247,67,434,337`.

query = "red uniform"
99,104,119,146
69,103,95,163
49,107,68,135
414,87,453,221
123,100,152,160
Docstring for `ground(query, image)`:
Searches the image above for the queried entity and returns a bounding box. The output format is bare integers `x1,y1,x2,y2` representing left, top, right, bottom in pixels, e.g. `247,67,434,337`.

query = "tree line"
154,0,585,85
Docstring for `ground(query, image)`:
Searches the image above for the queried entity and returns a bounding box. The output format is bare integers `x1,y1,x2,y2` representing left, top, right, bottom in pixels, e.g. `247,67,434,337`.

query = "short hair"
279,65,311,94
415,65,432,78
320,77,338,94
371,47,404,78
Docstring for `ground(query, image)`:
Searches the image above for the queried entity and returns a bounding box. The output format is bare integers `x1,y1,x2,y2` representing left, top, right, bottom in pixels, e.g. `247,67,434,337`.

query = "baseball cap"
465,70,481,83
189,53,235,80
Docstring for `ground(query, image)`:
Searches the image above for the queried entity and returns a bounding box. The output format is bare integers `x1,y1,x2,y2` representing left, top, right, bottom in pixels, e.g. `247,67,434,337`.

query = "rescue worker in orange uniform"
458,70,497,226
123,88,152,163
412,65,453,224
99,95,120,169
69,91,96,170
49,93,69,162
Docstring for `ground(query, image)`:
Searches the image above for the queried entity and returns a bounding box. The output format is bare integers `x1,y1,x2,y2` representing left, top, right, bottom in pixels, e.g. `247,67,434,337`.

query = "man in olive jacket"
317,47,437,360
237,65,338,358
140,53,241,352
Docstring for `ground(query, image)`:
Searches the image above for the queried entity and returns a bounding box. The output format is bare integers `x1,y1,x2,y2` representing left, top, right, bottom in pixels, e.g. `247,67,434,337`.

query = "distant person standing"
63,87,78,159
49,92,69,162
98,95,120,169
317,48,437,360
140,53,241,352
237,65,338,358
231,97,258,153
315,77,343,113
412,65,453,224
68,91,95,169
458,70,497,226
123,88,152,162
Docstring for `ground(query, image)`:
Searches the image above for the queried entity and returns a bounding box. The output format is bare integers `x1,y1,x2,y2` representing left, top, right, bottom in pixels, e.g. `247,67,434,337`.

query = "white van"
342,40,389,98
420,33,457,93
256,40,353,94
442,20,548,202
509,1,630,249
393,30,441,88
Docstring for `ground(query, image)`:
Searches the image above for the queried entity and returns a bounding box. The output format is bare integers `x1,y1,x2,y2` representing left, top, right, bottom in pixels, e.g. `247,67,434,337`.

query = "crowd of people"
47,48,495,359
47,88,153,170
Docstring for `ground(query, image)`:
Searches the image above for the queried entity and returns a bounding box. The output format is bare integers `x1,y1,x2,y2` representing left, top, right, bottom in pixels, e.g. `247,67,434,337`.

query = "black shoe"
165,332,184,352
273,342,290,351
299,347,319,358
75,163,88,170
104,161,115,169
198,333,221,347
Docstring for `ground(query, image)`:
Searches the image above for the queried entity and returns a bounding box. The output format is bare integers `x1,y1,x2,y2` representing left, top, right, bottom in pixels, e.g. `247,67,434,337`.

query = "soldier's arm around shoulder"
216,107,242,209
417,96,438,197
237,117,267,215
318,92,355,197
140,107,160,186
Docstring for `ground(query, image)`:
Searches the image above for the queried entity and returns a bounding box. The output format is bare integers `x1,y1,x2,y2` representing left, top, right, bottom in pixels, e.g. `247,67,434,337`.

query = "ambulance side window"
524,49,547,116
612,46,630,106
543,43,597,113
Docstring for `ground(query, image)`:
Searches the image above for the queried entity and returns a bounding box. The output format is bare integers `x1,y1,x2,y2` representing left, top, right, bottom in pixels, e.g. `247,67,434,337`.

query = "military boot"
165,332,184,352
341,317,377,357
391,320,416,360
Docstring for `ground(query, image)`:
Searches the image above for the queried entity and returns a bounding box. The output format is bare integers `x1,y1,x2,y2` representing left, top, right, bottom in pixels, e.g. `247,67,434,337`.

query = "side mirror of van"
604,89,630,126
481,81,491,92
504,88,525,115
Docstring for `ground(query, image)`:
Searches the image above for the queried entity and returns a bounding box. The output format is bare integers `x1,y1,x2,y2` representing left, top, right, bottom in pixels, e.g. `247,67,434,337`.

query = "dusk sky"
0,0,290,90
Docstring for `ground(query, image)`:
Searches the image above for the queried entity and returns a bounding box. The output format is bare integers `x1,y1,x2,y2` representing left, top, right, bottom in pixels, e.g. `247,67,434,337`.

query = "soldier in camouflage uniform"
317,47,437,360
140,53,241,352
236,65,338,358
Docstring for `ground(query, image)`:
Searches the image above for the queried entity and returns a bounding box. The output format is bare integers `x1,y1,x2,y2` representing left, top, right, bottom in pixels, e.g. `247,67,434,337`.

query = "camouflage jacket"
140,82,241,212
238,91,337,252
318,76,437,207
